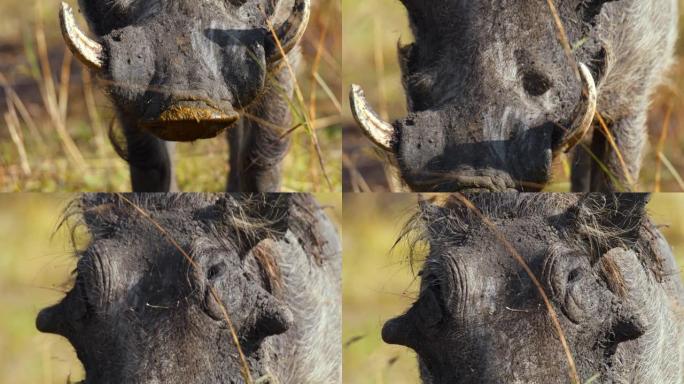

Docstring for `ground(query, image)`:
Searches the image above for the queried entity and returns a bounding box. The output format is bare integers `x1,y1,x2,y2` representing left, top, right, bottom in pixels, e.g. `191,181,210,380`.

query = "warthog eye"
207,262,227,281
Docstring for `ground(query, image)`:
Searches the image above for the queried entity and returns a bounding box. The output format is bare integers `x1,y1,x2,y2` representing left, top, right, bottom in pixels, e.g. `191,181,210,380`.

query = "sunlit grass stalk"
58,50,72,123
373,19,389,121
342,154,370,192
314,72,341,113
266,18,333,191
595,113,634,188
305,15,330,190
5,102,31,176
0,73,47,151
658,152,684,191
577,142,626,191
33,6,85,168
81,68,107,157
654,102,673,192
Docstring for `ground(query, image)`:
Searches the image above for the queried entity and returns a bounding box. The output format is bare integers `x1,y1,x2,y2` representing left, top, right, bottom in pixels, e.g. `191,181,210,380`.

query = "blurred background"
342,0,684,192
0,193,341,384
342,194,684,384
0,0,341,192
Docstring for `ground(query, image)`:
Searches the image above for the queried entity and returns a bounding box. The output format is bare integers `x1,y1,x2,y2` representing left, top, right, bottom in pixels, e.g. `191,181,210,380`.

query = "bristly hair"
58,193,324,294
396,193,660,279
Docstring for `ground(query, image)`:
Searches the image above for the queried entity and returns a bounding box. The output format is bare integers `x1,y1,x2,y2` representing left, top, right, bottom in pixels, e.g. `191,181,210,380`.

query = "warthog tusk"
59,2,105,70
560,62,597,153
349,84,395,151
267,0,311,63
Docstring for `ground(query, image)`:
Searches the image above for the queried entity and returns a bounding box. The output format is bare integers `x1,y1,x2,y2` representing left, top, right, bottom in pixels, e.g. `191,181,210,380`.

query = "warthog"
60,0,310,192
351,1,677,192
36,193,341,383
384,193,683,383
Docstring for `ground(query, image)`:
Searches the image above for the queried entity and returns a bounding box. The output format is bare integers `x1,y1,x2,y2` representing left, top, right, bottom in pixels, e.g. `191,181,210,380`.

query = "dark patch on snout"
522,71,553,97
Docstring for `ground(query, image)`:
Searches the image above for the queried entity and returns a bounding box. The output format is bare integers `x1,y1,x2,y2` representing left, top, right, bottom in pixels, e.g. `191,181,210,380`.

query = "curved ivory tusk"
349,84,395,151
267,0,310,63
59,2,105,70
560,62,597,153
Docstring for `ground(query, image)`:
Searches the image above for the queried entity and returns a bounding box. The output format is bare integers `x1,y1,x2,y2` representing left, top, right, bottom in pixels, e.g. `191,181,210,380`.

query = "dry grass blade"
308,9,330,121
657,153,684,191
595,113,634,188
34,7,85,168
544,0,579,80
5,103,31,176
58,50,73,123
0,73,47,151
313,72,342,113
576,142,625,190
265,17,333,191
82,68,107,156
115,194,254,384
373,18,389,121
451,194,580,384
342,154,371,192
654,103,673,192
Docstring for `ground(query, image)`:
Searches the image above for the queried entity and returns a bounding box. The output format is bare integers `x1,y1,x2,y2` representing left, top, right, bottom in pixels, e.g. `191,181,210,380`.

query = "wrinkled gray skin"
36,194,341,383
78,0,301,192
384,194,684,383
387,0,676,191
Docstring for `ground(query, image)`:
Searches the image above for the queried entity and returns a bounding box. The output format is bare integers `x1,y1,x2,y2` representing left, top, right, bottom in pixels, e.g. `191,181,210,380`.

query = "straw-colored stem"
5,105,31,176
654,103,673,192
34,11,85,168
595,113,634,189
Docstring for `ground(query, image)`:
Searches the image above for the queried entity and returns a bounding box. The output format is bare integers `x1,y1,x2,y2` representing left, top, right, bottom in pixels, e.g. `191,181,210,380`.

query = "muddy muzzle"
141,101,240,142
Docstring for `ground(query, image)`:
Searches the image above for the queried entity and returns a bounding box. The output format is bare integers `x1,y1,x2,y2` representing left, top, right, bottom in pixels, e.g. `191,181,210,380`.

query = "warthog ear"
215,194,292,254
573,193,649,246
599,248,650,342
418,195,455,243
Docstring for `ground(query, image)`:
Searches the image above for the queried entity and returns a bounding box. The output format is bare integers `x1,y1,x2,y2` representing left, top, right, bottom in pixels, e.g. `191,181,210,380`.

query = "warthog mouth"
407,169,525,192
141,102,240,142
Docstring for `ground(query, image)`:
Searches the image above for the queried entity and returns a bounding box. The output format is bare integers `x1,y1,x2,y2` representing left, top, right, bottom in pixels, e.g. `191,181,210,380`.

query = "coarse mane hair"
58,193,324,294
397,193,663,280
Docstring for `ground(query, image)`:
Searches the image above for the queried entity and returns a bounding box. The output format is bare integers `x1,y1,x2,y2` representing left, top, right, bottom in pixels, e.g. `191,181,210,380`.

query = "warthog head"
384,193,684,383
351,1,614,191
60,0,309,141
36,194,298,383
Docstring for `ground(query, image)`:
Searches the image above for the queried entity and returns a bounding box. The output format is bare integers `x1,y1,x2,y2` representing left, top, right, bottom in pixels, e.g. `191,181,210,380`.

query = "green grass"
0,0,342,192
342,194,684,384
